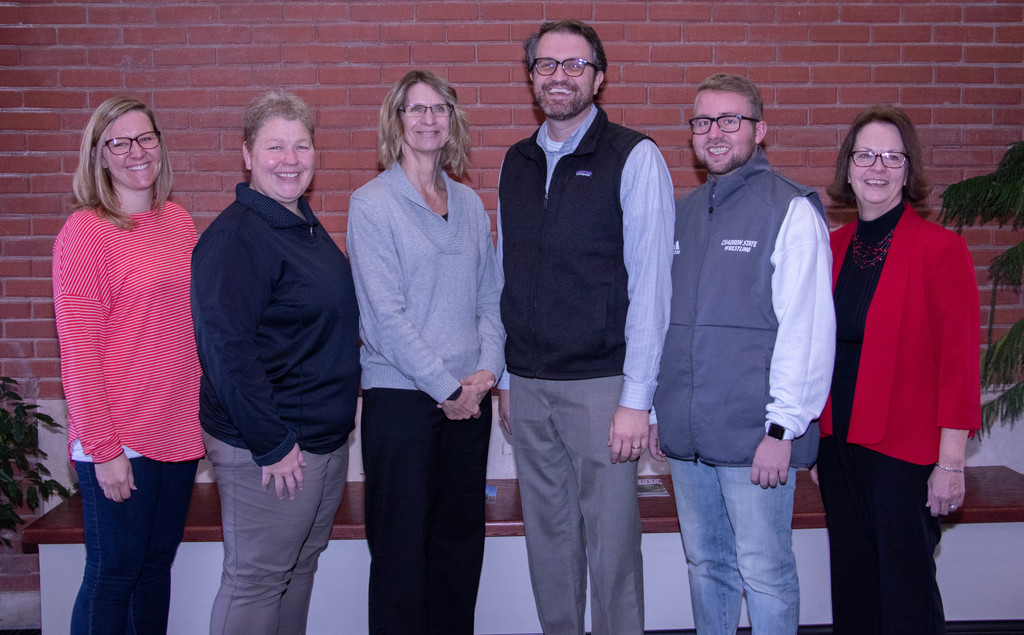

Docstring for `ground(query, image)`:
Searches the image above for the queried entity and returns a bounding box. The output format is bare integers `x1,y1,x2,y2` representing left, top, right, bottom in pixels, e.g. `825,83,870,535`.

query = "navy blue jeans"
71,457,198,635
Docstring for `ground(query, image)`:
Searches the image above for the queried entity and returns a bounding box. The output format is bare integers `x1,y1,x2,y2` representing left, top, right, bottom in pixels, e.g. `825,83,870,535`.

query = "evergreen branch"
981,382,1024,432
988,241,1024,288
982,320,1024,386
939,141,1024,230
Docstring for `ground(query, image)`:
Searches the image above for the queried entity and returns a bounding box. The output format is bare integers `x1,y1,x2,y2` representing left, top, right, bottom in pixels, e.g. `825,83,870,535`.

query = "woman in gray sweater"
346,70,504,635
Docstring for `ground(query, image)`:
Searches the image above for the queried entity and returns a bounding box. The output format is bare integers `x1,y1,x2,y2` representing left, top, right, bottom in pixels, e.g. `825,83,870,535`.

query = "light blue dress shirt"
497,105,675,411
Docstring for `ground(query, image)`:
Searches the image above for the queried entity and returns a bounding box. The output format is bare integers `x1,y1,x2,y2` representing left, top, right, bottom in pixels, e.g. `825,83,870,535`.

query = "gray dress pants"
204,432,349,635
510,374,644,635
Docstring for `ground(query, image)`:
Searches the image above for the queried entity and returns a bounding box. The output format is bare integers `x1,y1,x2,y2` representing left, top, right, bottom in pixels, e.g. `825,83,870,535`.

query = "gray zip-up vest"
653,149,824,468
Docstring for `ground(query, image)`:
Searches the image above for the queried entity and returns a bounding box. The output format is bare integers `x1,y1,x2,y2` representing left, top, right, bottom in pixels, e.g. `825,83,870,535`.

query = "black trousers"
817,435,945,635
361,388,491,635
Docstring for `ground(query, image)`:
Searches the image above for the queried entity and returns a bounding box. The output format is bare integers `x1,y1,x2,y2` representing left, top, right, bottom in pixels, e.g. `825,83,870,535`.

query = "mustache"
540,80,578,92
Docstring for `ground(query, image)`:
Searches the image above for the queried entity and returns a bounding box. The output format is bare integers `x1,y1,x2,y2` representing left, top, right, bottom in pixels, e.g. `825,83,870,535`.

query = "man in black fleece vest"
497,19,674,635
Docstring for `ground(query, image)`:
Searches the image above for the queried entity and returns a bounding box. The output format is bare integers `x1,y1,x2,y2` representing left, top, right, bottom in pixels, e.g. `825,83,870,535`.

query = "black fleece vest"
499,108,647,379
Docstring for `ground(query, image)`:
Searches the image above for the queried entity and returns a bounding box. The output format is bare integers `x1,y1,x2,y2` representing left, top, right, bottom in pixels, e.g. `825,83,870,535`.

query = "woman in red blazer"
816,106,981,634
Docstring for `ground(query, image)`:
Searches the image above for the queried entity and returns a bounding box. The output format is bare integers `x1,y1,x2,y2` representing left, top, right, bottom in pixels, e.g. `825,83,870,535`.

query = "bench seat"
22,466,1024,548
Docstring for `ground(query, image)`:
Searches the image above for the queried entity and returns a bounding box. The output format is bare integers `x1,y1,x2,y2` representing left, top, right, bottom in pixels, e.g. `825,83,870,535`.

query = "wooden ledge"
22,466,1024,549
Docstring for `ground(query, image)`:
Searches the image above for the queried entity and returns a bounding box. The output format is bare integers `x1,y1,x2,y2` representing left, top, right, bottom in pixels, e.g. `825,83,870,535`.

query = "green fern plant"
0,376,71,547
939,141,1024,432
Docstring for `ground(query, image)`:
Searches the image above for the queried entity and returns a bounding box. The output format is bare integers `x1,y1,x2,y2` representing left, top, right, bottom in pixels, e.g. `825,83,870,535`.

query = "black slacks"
361,388,491,635
817,435,946,635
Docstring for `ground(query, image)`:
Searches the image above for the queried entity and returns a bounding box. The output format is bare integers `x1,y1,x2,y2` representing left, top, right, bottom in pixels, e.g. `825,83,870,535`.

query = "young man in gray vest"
496,19,674,634
651,73,835,634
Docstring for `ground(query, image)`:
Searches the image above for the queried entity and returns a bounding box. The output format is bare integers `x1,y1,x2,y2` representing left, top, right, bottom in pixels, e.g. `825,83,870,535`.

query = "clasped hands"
439,370,495,420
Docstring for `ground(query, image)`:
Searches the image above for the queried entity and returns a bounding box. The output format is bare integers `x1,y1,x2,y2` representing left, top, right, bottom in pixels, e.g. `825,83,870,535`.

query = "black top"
830,201,904,439
191,183,361,465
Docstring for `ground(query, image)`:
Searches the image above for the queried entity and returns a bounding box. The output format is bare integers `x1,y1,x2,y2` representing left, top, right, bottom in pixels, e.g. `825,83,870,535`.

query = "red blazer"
820,205,981,465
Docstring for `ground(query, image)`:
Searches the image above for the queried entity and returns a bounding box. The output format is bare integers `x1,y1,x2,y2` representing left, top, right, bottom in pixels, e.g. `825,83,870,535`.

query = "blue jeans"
72,457,198,635
669,458,799,635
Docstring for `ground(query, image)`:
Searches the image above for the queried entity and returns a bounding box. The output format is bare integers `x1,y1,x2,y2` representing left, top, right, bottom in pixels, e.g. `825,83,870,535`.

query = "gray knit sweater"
347,164,505,402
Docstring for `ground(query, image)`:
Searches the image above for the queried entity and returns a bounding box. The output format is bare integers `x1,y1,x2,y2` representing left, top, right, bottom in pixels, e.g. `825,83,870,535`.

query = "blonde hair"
377,70,471,180
72,96,172,230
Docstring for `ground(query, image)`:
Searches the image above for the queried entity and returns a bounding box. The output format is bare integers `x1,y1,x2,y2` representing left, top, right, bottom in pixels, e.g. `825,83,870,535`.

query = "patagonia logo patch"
575,170,592,177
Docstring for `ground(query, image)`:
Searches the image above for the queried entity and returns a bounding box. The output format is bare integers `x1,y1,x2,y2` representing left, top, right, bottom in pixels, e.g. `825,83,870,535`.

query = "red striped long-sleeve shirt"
52,202,204,463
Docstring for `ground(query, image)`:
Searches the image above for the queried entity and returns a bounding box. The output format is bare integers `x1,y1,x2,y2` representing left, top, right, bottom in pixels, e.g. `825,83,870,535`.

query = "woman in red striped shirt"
52,96,204,635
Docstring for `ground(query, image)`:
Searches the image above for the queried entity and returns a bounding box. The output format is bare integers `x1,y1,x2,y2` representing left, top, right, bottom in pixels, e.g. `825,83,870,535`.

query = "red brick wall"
2,1,1023,400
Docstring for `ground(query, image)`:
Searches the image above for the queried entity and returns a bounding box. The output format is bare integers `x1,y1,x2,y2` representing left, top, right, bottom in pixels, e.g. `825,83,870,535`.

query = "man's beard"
534,80,593,121
699,142,756,176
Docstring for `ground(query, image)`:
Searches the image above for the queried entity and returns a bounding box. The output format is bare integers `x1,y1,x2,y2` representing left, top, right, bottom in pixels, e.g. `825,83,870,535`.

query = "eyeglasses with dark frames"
532,58,593,77
849,150,908,169
104,131,161,155
688,115,760,135
399,104,453,117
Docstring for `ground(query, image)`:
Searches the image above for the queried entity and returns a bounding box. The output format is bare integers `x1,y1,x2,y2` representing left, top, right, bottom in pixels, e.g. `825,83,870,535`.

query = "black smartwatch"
447,386,463,402
767,423,787,440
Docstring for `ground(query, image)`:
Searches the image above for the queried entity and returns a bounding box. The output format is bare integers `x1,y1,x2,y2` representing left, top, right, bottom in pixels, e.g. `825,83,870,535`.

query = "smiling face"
400,82,451,161
848,121,908,220
691,89,767,178
242,117,314,214
100,110,161,208
531,31,604,126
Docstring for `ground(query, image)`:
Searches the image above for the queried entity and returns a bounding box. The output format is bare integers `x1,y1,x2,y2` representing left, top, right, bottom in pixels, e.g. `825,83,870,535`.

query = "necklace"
851,228,894,269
